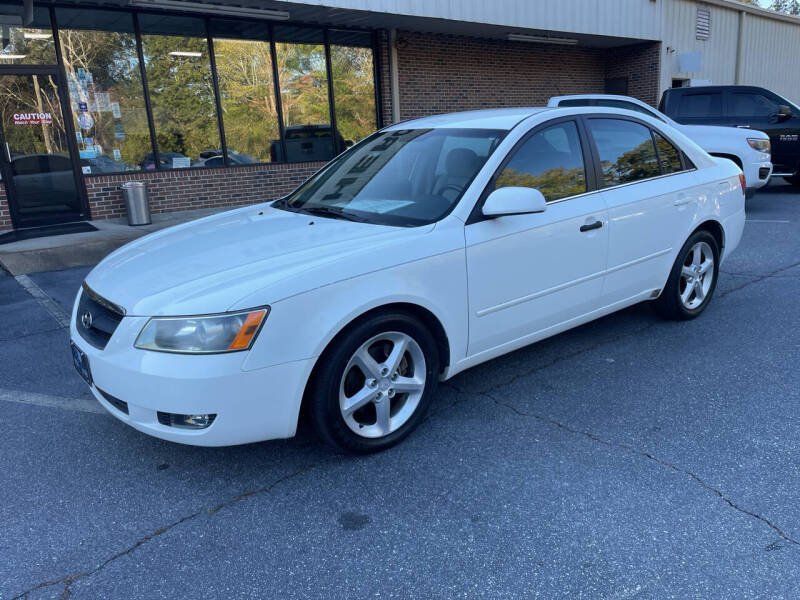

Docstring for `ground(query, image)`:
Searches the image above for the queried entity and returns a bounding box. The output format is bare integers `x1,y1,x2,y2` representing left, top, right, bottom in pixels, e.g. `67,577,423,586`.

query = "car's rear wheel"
309,312,439,453
783,175,800,187
653,230,719,320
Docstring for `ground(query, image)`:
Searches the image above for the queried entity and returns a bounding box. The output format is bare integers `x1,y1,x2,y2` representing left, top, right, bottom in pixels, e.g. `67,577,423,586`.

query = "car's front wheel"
653,230,719,320
783,175,800,187
309,311,440,453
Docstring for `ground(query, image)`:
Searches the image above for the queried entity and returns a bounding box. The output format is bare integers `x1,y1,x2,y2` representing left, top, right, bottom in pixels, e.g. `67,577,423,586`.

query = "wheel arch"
692,219,725,256
298,302,452,424
708,152,743,170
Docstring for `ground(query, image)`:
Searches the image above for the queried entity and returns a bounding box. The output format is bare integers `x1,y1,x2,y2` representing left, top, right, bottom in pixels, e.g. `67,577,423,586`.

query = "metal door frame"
0,65,90,230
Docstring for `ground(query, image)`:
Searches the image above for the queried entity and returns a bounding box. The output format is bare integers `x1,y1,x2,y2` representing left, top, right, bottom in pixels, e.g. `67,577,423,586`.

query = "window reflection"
654,132,682,174
331,45,375,148
274,41,335,162
213,37,277,164
588,119,660,186
495,121,587,202
0,6,55,64
57,9,149,173
140,15,220,169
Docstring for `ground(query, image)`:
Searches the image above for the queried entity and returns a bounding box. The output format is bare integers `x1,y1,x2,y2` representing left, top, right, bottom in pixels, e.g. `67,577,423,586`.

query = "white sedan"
70,106,745,453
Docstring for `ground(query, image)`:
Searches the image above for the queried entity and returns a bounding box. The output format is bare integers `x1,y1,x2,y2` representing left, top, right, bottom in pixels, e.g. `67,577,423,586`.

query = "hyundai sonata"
71,106,745,453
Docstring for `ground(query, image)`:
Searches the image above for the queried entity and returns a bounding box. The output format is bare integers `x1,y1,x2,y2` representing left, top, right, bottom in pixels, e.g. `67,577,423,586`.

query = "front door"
465,119,609,356
0,71,86,229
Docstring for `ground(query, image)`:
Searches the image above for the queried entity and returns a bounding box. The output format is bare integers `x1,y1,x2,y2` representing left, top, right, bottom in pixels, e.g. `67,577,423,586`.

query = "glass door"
0,72,86,228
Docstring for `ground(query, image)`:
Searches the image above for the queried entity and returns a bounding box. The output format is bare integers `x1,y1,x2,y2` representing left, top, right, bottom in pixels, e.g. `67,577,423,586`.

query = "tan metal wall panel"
287,0,662,40
740,14,800,104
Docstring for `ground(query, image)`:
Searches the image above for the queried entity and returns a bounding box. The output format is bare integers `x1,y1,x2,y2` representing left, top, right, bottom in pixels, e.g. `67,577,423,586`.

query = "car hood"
85,204,423,316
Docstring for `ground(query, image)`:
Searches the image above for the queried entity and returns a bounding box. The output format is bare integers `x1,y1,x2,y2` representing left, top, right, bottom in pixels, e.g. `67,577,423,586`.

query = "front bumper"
71,314,314,446
743,159,772,191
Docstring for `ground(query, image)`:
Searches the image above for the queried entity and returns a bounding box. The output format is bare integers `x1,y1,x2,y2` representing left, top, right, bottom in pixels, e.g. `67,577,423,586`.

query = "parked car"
192,149,258,168
71,106,745,453
548,94,772,196
269,124,349,162
140,151,189,170
659,85,800,187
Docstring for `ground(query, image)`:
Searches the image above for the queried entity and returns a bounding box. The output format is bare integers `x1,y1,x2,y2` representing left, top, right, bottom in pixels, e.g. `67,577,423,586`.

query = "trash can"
120,181,151,226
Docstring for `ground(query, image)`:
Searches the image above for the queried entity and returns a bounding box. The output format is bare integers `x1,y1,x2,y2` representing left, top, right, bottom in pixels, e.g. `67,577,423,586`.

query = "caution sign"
13,112,53,126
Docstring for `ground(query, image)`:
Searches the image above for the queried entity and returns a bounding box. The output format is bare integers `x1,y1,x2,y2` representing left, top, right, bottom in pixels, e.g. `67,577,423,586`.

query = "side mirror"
482,186,547,218
772,105,792,123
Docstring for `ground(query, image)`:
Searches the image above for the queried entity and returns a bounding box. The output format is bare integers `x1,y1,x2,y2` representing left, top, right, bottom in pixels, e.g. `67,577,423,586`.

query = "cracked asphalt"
1,182,799,599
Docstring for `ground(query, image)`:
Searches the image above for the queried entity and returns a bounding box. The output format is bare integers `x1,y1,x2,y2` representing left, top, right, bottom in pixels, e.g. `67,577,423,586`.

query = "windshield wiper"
299,205,368,223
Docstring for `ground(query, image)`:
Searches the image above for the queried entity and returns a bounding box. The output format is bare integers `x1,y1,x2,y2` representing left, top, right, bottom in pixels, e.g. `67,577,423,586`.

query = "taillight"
739,174,746,192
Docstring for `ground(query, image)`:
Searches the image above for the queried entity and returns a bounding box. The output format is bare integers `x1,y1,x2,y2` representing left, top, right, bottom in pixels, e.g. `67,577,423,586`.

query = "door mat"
0,222,98,246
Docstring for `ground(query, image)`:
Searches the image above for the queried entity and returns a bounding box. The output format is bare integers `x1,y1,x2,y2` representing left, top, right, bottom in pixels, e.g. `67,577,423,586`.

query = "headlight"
135,307,269,354
747,138,770,153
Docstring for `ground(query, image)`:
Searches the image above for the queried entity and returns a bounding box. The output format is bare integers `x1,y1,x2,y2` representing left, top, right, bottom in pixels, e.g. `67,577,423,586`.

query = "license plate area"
71,342,92,386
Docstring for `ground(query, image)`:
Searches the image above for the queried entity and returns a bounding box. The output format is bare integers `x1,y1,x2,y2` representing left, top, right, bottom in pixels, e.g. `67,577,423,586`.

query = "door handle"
580,220,603,232
673,193,692,206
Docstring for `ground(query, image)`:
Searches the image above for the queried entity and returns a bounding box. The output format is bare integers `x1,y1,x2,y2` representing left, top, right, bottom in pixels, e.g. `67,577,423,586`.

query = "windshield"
277,128,506,226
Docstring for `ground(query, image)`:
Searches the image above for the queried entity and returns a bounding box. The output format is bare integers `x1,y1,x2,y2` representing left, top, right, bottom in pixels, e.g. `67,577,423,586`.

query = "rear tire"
308,311,440,454
653,230,719,320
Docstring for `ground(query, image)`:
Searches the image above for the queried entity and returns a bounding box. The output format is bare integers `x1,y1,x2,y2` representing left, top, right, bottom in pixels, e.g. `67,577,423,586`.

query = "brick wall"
604,42,662,107
0,184,10,231
374,31,662,125
83,161,325,221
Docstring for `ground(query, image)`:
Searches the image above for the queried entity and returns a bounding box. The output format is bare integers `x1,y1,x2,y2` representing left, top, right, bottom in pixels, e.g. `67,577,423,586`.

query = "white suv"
548,94,772,197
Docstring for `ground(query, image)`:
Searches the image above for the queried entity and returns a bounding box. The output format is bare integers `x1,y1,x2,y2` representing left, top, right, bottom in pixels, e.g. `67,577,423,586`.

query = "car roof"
386,107,552,131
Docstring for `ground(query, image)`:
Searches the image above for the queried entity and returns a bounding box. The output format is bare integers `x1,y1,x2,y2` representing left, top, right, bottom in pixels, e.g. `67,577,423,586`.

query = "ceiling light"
507,33,579,45
23,32,52,39
130,0,290,20
169,51,202,57
0,54,27,59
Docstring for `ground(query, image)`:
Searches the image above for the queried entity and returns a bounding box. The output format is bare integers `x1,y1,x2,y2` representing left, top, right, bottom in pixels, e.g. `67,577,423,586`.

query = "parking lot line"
0,387,104,415
13,274,72,329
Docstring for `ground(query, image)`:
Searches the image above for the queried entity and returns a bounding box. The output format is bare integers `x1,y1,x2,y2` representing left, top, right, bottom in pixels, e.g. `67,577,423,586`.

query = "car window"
593,99,658,121
729,92,778,117
435,135,497,176
677,93,722,119
653,132,683,174
494,121,587,203
588,118,661,186
283,128,505,227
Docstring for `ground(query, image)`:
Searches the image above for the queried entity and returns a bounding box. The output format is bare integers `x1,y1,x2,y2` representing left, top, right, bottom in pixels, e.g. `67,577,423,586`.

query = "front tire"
783,175,800,187
309,311,440,453
653,230,719,320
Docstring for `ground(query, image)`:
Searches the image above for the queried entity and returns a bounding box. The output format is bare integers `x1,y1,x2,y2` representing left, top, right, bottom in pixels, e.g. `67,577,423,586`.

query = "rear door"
584,116,699,303
668,90,724,126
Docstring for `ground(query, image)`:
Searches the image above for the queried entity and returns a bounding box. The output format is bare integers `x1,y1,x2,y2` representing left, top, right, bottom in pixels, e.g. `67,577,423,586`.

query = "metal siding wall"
661,0,739,93
290,0,662,40
741,14,800,104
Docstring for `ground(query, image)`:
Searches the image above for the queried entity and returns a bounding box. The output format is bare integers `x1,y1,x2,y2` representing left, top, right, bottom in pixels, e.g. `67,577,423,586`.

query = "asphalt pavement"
1,182,798,599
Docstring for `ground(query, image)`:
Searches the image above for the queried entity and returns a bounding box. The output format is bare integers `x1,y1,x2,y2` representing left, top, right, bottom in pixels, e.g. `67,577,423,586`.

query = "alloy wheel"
679,241,714,310
339,331,426,439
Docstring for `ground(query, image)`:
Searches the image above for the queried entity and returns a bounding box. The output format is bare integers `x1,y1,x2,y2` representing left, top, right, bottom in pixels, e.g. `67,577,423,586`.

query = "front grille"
97,388,129,415
76,285,125,350
759,166,771,180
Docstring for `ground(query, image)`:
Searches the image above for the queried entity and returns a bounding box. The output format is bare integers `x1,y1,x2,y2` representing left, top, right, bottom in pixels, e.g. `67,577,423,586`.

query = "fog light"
157,411,216,429
183,414,214,428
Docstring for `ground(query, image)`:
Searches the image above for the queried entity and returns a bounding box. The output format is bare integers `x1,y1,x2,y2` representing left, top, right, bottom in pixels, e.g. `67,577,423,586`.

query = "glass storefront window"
274,27,334,162
0,5,56,64
330,44,375,148
139,14,220,169
56,8,150,174
211,20,276,165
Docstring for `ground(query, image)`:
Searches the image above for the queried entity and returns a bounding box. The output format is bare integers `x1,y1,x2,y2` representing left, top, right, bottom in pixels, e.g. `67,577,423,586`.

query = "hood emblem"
81,311,93,330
